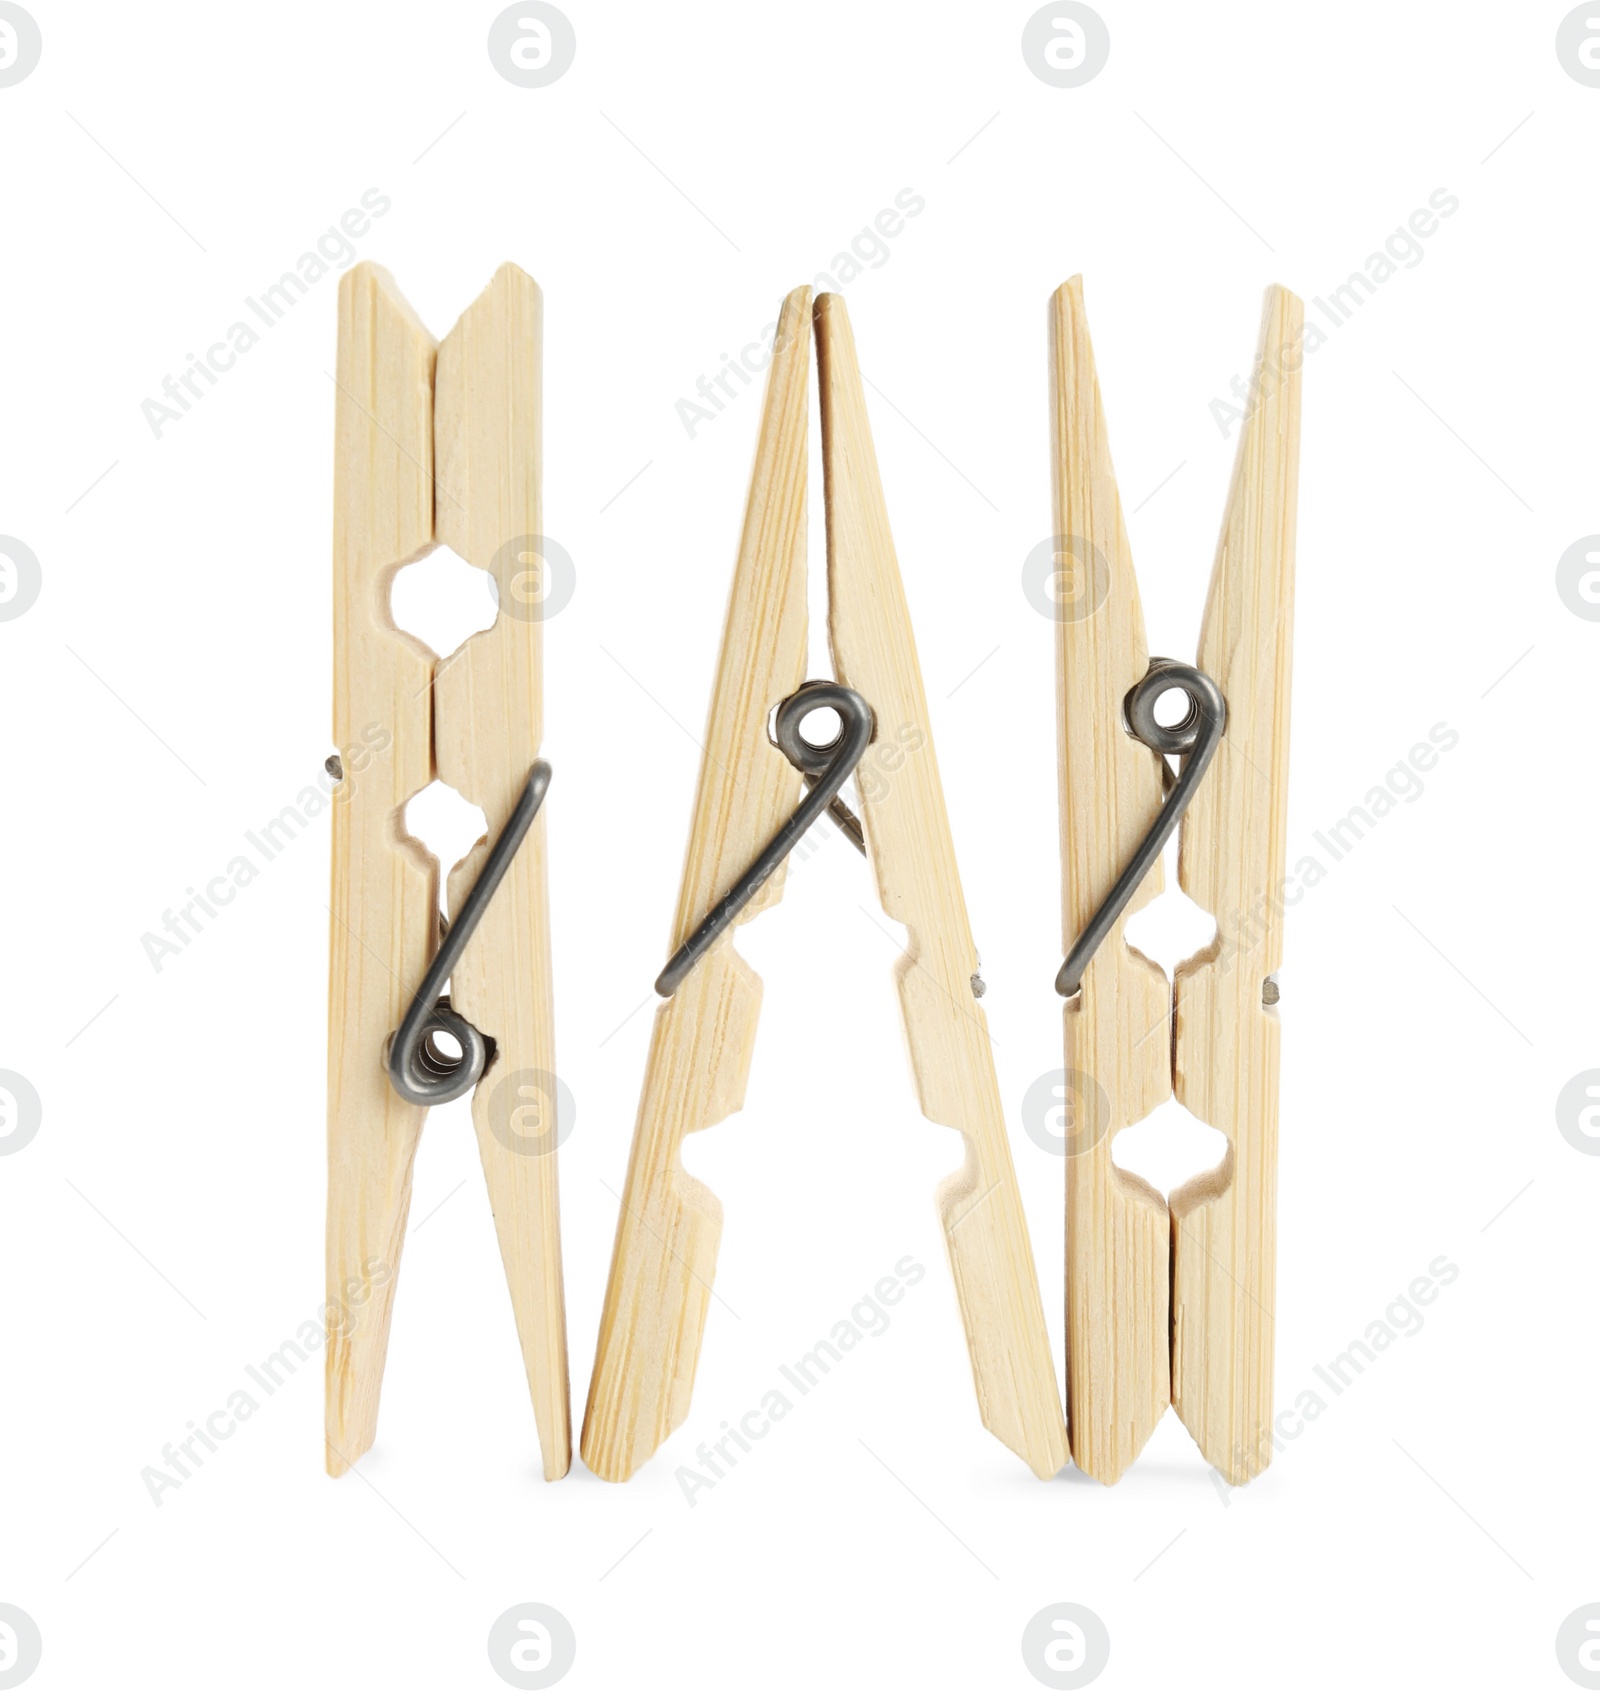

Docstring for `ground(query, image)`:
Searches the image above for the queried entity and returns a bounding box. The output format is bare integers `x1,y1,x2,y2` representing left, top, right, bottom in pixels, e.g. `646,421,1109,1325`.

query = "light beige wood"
818,292,1067,1479
326,263,438,1475
581,286,812,1482
584,289,1066,1481
434,264,570,1480
1049,277,1172,1483
1172,286,1301,1484
327,262,570,1480
1049,280,1301,1485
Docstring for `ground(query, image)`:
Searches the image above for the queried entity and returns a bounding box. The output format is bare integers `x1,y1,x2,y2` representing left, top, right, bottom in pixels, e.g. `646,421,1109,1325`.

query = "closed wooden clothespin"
581,287,1068,1483
325,261,569,1480
1050,276,1301,1484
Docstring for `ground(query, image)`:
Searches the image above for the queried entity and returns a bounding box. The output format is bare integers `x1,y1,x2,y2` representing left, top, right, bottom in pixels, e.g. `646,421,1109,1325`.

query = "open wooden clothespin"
325,261,569,1480
1050,276,1301,1485
581,287,1067,1482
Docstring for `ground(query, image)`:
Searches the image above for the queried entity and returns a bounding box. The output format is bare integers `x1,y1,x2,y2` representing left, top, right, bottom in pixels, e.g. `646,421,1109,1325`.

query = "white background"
1,2,1595,1688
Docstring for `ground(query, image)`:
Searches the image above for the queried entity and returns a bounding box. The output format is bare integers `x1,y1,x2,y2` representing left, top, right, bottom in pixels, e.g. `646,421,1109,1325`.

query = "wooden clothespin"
325,261,570,1480
581,287,1067,1482
1050,276,1301,1485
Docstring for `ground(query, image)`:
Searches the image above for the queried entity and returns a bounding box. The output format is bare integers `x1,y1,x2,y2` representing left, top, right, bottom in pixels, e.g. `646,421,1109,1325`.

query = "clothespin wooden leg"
327,262,571,1480
818,293,1068,1479
325,264,439,1475
434,265,571,1480
581,288,812,1482
1049,278,1172,1483
1172,286,1302,1484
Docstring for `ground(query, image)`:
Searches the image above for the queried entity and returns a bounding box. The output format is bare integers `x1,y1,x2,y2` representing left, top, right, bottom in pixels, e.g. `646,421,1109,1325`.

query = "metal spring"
1056,658,1226,998
655,681,873,997
386,761,551,1105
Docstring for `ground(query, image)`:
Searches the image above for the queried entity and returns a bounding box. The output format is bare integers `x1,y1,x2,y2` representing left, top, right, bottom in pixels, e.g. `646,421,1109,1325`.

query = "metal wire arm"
655,681,873,997
386,761,551,1105
1056,659,1226,998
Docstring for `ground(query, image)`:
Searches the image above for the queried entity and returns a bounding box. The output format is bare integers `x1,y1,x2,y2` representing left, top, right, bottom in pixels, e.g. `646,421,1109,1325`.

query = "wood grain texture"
580,287,813,1482
1171,286,1302,1484
325,263,438,1476
818,292,1067,1479
434,264,570,1480
1049,277,1172,1483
